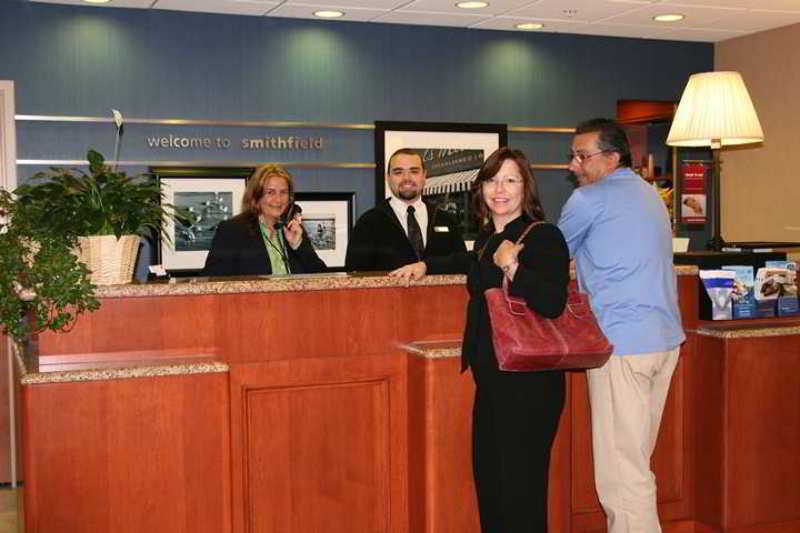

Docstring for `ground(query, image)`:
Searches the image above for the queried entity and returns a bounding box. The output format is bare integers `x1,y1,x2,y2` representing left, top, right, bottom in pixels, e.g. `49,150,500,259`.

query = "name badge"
434,226,449,233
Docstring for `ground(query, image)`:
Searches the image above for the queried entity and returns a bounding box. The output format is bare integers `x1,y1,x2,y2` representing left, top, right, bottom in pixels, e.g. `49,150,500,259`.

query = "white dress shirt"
389,196,428,247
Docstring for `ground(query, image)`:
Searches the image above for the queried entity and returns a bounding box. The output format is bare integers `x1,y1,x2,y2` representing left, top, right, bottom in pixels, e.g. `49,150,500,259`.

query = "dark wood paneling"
229,355,408,533
21,373,231,533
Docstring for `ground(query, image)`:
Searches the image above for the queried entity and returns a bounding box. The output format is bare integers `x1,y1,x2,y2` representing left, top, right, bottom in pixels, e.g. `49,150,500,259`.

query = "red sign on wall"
680,161,709,226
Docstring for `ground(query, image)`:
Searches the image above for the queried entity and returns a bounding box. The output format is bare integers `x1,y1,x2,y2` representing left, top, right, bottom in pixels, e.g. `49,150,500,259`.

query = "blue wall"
1,0,713,225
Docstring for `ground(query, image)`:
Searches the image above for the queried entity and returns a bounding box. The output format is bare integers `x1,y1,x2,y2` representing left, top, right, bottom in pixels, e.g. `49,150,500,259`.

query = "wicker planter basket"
76,234,140,285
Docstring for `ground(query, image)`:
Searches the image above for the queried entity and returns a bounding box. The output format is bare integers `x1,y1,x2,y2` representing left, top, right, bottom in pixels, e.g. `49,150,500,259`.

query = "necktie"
407,205,424,260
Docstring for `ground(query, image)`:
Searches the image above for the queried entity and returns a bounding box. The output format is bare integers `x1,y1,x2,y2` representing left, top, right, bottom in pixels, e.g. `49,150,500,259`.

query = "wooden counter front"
17,270,798,533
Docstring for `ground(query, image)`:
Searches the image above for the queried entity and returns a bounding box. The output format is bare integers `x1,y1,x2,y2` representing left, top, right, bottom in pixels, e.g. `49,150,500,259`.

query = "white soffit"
26,0,800,42
155,0,280,16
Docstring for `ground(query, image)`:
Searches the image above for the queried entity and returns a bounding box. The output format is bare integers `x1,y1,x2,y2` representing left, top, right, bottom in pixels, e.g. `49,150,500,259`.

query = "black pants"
471,366,566,533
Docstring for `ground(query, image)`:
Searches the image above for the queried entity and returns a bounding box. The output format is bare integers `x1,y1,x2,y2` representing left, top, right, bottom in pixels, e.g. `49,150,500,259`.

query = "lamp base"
706,235,726,252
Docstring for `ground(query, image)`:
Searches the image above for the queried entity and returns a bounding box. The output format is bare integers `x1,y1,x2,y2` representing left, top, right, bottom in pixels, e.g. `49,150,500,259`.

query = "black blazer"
426,214,570,372
344,198,467,272
202,213,327,276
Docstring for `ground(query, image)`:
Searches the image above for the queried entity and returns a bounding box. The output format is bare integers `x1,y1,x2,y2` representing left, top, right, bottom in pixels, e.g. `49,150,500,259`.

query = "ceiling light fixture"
314,10,344,18
653,13,685,23
456,2,489,9
83,0,111,3
516,23,544,31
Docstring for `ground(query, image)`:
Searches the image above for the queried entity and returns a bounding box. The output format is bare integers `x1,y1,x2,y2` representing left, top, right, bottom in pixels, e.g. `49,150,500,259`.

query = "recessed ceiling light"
456,2,489,9
83,0,111,3
653,13,685,23
516,23,544,31
314,10,344,18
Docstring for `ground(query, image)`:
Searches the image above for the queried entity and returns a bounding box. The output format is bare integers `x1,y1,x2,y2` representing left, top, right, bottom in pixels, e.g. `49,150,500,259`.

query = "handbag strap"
477,220,545,261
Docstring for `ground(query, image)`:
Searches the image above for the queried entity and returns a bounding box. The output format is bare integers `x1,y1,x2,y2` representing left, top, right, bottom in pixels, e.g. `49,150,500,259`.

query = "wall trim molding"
16,114,575,134
17,159,377,169
18,159,568,170
16,114,376,130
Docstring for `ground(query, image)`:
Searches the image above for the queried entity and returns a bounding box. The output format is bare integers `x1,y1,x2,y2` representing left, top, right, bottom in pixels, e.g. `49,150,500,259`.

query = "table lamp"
666,71,764,251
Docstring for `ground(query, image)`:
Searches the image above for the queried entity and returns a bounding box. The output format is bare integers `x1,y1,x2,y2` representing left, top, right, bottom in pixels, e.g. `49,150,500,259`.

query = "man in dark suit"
345,148,467,272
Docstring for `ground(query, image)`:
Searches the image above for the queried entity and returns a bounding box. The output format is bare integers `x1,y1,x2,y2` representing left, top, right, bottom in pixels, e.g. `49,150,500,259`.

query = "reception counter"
14,267,800,532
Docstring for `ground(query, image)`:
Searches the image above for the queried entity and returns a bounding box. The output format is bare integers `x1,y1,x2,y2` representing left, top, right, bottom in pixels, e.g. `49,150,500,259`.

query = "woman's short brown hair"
471,147,546,228
242,164,295,217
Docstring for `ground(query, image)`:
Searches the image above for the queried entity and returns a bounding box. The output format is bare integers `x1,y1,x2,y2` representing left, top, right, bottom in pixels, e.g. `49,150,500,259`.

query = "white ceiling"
29,0,800,42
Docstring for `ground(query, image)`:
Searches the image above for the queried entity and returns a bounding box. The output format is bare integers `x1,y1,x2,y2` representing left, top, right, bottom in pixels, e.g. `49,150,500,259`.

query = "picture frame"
374,121,507,239
373,120,508,205
294,192,355,271
152,167,251,274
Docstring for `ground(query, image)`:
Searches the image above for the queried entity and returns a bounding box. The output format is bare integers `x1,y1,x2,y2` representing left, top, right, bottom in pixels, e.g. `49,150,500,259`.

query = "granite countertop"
14,344,229,385
696,324,800,339
95,272,467,298
401,340,462,359
93,266,698,299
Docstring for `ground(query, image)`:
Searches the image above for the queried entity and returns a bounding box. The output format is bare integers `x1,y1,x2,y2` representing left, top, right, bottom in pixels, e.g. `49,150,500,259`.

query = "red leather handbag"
482,223,613,372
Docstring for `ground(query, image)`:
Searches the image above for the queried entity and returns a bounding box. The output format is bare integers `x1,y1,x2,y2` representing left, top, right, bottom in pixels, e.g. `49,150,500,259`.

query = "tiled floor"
0,489,17,533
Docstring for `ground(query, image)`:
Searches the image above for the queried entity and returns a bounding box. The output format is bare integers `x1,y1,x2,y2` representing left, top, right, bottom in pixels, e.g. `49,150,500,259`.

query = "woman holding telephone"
203,164,327,276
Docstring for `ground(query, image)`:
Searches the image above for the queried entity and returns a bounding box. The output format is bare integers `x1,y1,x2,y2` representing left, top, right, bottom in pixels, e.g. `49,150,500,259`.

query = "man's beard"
396,188,420,201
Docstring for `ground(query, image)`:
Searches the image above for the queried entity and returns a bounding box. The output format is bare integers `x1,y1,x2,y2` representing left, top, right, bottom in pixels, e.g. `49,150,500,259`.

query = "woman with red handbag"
391,147,570,532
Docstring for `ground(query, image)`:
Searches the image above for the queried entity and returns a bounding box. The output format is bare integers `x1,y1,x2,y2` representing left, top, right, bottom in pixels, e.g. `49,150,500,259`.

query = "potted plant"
0,189,99,345
14,149,190,285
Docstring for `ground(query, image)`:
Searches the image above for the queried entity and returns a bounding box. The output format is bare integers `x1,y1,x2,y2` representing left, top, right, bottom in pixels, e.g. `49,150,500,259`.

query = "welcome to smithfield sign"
146,134,325,150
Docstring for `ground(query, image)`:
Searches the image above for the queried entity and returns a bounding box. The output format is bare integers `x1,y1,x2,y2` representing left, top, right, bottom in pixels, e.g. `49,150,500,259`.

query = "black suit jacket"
203,213,327,276
344,198,467,272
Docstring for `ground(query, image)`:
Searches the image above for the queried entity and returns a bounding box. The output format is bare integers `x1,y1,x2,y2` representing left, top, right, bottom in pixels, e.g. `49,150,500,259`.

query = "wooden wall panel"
37,295,218,357
724,336,800,528
229,355,408,533
408,356,479,533
21,373,231,533
394,286,468,343
215,289,401,363
693,334,725,528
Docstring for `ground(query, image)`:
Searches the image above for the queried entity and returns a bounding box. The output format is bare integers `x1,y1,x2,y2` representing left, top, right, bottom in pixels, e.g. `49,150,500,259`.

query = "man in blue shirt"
558,118,685,533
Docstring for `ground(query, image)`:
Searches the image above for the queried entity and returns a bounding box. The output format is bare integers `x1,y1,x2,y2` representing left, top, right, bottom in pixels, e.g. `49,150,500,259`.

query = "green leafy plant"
14,149,191,239
2,149,192,344
0,189,99,345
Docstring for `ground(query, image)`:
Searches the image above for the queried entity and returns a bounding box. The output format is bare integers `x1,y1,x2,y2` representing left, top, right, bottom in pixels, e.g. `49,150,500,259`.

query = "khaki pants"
586,347,680,533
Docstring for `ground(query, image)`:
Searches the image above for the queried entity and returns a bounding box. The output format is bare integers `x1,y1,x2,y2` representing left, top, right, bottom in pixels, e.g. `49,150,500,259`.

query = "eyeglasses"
568,150,610,164
482,175,523,188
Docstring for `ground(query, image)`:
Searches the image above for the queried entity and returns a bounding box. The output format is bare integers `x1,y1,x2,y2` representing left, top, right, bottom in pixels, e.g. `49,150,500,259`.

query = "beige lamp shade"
666,71,764,149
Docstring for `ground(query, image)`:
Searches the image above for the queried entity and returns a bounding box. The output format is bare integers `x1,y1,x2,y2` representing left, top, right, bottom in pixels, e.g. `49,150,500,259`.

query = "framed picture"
375,121,507,239
152,167,251,274
294,192,355,271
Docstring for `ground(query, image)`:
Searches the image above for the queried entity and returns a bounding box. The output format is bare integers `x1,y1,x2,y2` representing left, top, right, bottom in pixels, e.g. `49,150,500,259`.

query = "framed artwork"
294,192,355,271
374,121,507,239
374,120,507,203
152,167,251,274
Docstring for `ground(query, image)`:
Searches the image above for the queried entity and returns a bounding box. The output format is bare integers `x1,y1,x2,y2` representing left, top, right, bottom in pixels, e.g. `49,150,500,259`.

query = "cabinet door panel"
230,356,407,533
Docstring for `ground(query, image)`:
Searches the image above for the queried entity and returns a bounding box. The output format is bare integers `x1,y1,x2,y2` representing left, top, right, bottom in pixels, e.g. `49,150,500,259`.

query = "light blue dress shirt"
557,167,685,356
